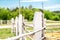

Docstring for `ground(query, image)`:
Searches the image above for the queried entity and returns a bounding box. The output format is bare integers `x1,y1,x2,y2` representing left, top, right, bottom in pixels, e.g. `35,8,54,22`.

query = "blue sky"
0,0,60,11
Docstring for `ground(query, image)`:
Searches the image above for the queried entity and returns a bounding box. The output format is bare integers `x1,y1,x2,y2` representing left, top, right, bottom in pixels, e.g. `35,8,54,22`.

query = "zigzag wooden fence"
6,12,46,40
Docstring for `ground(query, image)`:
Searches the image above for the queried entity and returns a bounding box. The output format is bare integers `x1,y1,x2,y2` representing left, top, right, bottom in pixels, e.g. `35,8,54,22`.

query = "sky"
0,0,60,11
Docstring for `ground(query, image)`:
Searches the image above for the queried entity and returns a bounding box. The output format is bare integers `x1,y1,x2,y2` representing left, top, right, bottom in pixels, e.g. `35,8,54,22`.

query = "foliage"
0,6,60,21
44,10,60,21
20,8,34,21
0,8,11,20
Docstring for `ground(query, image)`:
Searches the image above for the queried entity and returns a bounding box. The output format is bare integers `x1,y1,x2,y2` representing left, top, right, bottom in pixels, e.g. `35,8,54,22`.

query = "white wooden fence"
0,20,11,24
6,12,46,40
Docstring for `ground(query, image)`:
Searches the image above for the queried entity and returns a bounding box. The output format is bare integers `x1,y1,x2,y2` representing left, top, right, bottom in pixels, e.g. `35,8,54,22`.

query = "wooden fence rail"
6,27,45,40
4,11,46,40
0,12,60,40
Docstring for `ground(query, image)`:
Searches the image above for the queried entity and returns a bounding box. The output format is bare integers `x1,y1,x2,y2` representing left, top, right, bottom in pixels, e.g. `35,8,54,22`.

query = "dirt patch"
45,32,60,40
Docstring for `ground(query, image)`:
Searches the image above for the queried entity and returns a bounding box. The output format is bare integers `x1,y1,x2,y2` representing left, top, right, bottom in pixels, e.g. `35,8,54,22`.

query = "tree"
44,10,53,20
29,5,32,9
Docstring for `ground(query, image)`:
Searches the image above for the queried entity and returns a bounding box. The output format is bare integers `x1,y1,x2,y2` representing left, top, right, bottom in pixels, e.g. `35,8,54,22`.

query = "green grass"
46,28,60,33
26,37,31,40
46,28,60,30
0,26,60,39
0,27,33,39
0,28,15,39
26,27,33,30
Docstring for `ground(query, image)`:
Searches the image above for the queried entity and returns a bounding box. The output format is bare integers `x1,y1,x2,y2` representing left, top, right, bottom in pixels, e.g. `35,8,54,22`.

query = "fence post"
1,20,2,24
43,18,46,38
42,14,46,40
44,19,46,28
0,20,1,24
19,14,23,40
33,12,43,40
15,17,19,36
7,20,10,25
11,18,15,33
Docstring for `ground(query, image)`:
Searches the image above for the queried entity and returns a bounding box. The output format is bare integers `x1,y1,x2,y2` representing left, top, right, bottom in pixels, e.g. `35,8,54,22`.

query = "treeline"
0,7,19,20
0,6,60,21
44,10,60,21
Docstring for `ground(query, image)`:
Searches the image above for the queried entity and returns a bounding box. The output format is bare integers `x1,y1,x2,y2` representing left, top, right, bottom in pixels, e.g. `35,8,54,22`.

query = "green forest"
0,6,60,21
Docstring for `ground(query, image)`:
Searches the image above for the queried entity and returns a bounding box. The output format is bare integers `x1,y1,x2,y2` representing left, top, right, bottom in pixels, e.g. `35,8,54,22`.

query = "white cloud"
44,4,60,9
21,0,48,2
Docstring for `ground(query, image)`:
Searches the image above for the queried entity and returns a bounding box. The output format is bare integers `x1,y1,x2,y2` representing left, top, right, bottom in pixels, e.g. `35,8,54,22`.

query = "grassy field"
0,28,15,39
0,20,60,40
0,27,60,39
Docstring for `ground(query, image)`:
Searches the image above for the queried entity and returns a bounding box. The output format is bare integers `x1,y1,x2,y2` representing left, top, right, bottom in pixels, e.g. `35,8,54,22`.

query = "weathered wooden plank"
11,18,15,33
33,12,43,40
15,17,19,36
19,14,23,40
6,27,45,40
